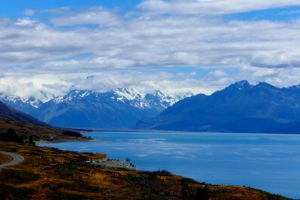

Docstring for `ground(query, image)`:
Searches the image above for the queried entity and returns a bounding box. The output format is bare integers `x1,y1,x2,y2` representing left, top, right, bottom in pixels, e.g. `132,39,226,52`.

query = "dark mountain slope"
0,101,85,141
136,81,300,133
0,102,46,126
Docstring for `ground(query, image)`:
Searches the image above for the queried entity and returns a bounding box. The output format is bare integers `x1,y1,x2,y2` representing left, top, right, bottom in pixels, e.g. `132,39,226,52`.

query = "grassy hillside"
0,141,289,200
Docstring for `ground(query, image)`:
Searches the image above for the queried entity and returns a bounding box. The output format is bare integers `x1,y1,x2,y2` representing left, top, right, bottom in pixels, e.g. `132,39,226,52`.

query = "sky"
1,0,300,101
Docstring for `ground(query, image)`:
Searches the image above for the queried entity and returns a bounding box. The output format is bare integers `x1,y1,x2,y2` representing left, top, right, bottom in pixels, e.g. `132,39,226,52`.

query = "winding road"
0,151,24,168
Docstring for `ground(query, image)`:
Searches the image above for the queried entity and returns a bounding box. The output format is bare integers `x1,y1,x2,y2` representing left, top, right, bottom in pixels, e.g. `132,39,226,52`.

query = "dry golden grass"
0,141,289,200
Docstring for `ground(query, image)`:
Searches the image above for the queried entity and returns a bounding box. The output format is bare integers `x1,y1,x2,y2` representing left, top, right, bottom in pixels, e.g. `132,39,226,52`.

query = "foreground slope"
0,141,288,200
137,81,300,133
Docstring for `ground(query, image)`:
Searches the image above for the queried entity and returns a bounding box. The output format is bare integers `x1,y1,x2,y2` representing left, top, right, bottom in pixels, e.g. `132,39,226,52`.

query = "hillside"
136,81,300,133
0,102,84,141
0,102,46,127
0,117,85,141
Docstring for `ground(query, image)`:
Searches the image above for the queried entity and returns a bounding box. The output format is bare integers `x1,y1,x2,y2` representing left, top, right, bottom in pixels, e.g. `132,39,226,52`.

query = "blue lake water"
41,131,300,198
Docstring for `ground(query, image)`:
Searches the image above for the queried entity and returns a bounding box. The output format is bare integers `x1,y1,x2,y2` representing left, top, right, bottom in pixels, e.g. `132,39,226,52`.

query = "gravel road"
0,151,24,168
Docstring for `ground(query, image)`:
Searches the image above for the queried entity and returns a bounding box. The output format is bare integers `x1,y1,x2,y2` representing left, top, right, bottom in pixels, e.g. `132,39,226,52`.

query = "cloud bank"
1,0,300,100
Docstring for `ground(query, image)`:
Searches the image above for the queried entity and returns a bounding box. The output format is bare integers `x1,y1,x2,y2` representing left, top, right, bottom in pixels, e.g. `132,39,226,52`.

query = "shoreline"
85,128,300,136
41,131,299,199
0,140,289,199
35,137,111,146
85,158,135,170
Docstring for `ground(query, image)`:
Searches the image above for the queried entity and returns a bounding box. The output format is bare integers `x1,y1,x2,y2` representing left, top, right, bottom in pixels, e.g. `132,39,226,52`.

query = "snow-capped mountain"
0,89,188,129
0,93,42,114
51,88,179,109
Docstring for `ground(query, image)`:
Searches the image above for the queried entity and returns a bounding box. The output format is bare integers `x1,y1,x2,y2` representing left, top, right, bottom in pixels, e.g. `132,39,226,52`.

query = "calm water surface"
41,131,300,198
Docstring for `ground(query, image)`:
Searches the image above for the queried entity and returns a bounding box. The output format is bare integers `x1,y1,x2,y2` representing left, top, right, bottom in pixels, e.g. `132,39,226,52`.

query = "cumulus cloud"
50,7,121,26
15,18,38,26
1,0,300,99
0,74,71,101
2,11,299,70
0,69,210,100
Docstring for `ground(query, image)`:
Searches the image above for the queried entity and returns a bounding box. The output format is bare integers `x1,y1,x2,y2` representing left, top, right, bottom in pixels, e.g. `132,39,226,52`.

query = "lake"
41,131,300,198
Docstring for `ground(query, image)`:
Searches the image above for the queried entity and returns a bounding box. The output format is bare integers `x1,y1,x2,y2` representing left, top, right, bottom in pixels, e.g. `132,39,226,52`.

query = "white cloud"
15,18,38,27
138,0,300,15
23,9,35,16
1,1,300,99
50,7,121,26
0,74,71,101
2,6,300,71
0,69,210,100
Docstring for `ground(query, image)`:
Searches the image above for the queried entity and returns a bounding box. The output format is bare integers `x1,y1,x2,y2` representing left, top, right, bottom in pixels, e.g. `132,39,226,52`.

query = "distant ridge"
136,81,300,133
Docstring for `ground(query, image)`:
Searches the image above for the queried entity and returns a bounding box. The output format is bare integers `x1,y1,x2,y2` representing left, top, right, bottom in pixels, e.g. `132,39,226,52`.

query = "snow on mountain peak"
1,88,192,111
114,88,144,101
112,88,185,109
53,90,94,103
0,93,41,108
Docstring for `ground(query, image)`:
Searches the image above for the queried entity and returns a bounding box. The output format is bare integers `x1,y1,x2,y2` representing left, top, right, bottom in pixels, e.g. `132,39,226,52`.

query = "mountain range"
136,81,300,133
0,88,188,129
3,81,300,133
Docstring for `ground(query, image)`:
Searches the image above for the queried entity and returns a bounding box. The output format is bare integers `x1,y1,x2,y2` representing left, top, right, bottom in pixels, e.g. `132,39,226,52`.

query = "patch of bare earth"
0,153,12,164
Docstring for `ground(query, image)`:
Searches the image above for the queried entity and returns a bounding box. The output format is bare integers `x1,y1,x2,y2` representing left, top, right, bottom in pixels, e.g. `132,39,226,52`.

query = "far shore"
79,128,300,135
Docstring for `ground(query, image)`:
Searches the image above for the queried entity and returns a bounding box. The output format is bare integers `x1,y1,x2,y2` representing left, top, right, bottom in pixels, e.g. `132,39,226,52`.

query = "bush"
0,184,35,200
0,128,23,143
153,169,172,175
1,169,40,184
62,131,82,137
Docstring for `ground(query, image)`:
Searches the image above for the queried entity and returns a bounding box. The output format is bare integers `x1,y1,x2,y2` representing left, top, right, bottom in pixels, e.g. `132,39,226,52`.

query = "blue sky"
3,0,300,20
1,0,300,100
227,5,300,21
0,0,142,18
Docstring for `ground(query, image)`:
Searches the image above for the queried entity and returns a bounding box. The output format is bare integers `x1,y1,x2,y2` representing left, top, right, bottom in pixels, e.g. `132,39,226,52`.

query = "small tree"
6,128,19,142
28,135,35,144
18,135,25,144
